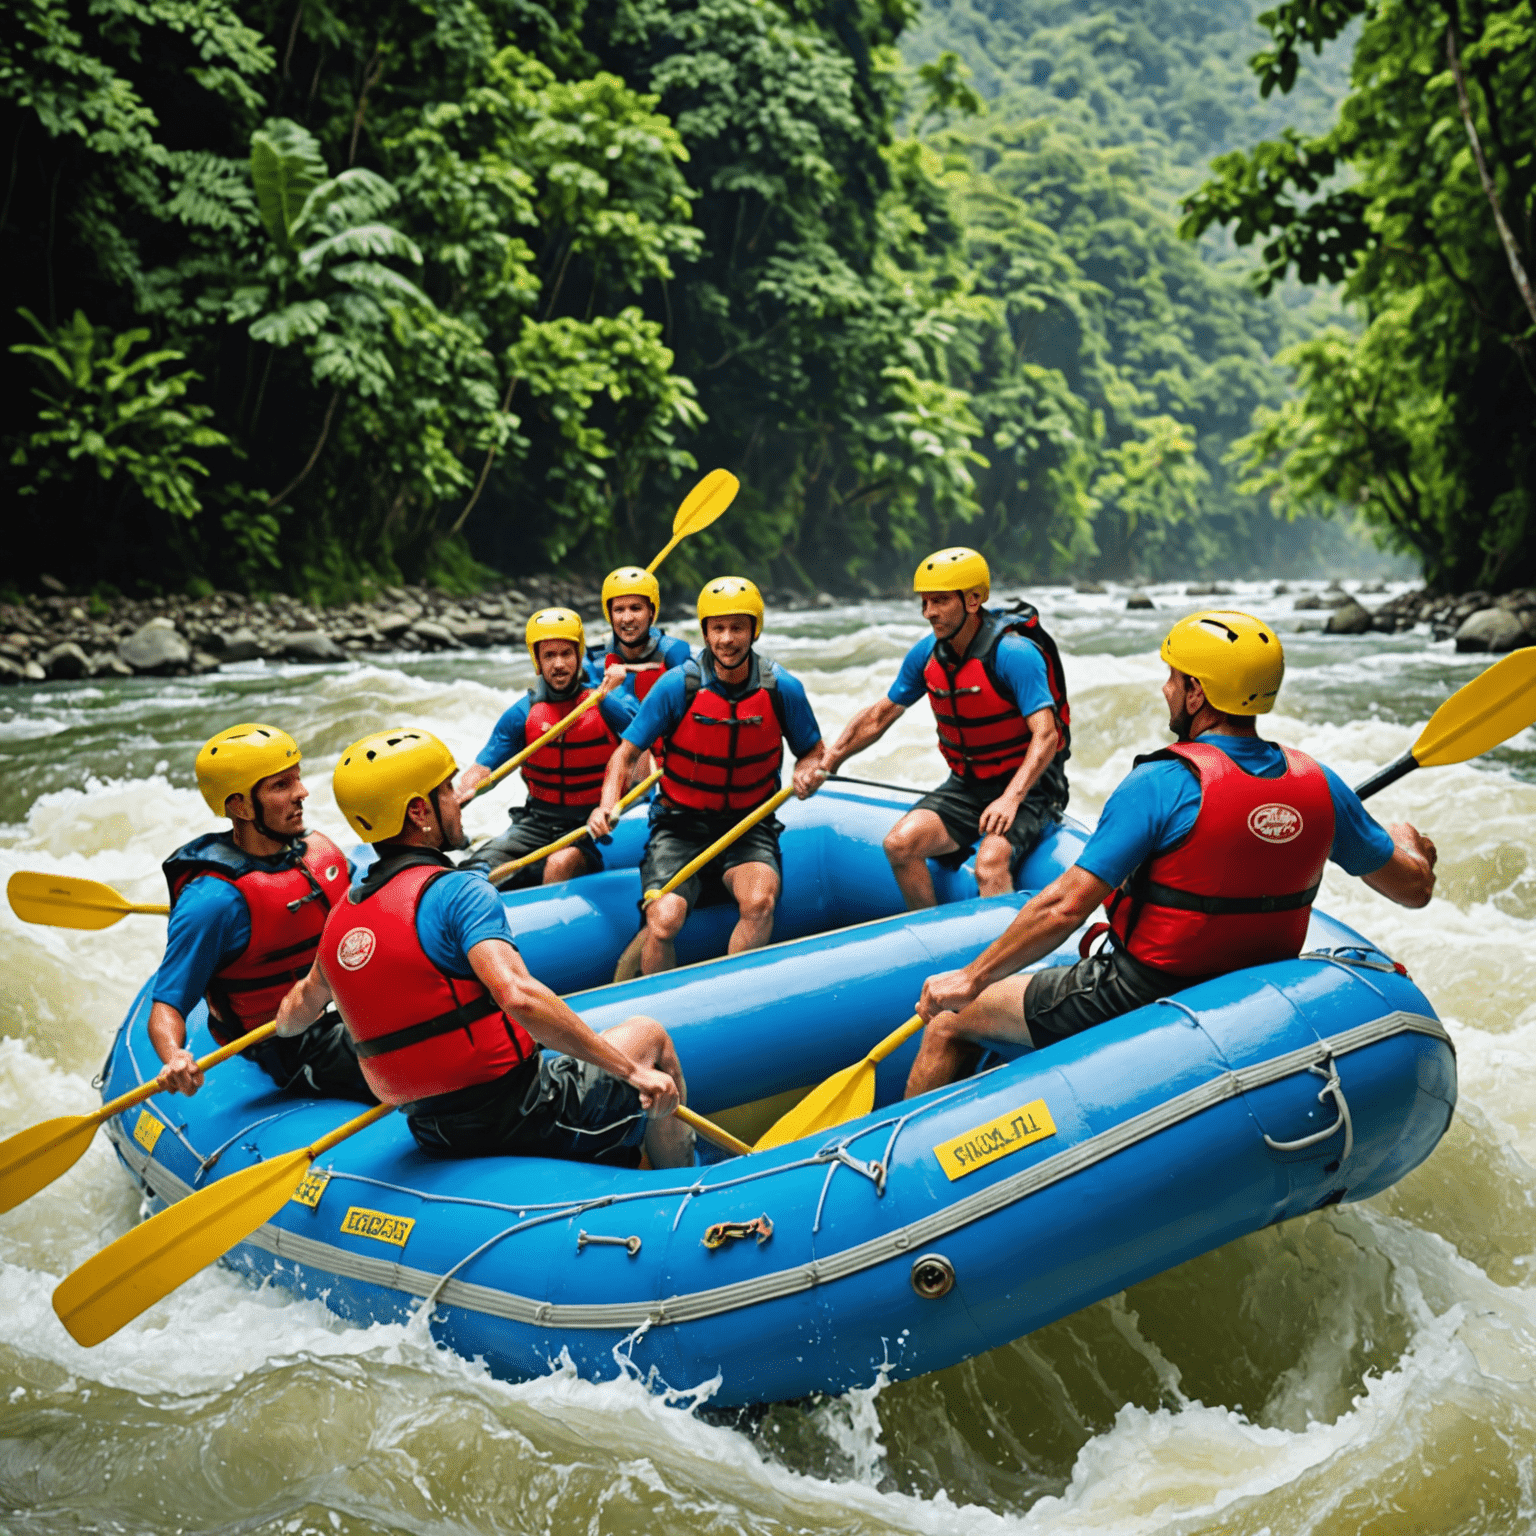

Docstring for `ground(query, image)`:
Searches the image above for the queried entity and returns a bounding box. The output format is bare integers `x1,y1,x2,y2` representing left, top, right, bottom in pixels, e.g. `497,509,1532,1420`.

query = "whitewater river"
2,581,1534,1534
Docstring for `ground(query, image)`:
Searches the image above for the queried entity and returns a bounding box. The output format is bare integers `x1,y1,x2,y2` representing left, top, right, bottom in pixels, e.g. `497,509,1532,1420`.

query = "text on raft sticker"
336,927,376,970
933,1099,1056,1181
1248,804,1303,844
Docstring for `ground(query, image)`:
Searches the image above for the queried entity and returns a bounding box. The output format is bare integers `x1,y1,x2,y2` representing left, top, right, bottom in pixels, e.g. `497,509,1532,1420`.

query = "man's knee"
885,810,947,866
544,847,585,882
647,894,688,938
735,880,778,923
974,835,1013,885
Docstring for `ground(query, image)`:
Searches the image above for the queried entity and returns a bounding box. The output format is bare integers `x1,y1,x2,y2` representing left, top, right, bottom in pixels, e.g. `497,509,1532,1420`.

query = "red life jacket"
319,854,537,1107
605,651,667,703
521,683,619,809
923,606,1071,781
162,830,350,1044
1106,742,1336,978
660,655,788,813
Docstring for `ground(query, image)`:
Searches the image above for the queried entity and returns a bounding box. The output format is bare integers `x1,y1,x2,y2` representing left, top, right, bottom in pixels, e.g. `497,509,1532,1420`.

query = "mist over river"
3,580,1535,1535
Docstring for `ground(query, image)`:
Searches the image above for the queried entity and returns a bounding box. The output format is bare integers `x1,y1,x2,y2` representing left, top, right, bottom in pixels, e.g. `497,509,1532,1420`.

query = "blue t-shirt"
621,656,823,763
889,613,1055,717
585,628,694,700
1077,734,1396,889
416,865,517,979
475,687,638,770
152,840,357,1018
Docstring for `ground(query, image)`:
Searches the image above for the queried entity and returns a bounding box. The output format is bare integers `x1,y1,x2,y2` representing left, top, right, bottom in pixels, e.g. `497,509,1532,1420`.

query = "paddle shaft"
96,1022,280,1123
487,769,662,886
675,1105,751,1157
827,774,924,796
1353,752,1416,802
642,784,795,905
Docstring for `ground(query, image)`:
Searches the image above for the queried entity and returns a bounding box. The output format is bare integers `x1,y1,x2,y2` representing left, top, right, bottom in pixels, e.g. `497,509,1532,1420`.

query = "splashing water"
2,581,1533,1534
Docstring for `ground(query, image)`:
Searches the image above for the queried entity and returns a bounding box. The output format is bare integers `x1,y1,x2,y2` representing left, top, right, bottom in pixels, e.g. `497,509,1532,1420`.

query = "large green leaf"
250,119,328,249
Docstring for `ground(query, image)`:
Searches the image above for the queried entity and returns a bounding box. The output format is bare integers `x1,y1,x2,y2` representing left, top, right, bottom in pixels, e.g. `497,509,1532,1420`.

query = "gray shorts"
460,801,602,888
638,801,783,911
919,760,1069,875
405,1054,648,1166
1023,944,1185,1048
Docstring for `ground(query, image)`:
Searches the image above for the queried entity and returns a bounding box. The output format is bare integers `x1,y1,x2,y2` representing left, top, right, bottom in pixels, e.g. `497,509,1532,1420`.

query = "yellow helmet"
525,607,586,672
1161,610,1284,715
195,723,301,818
697,576,765,639
601,566,660,621
332,728,458,844
914,546,990,601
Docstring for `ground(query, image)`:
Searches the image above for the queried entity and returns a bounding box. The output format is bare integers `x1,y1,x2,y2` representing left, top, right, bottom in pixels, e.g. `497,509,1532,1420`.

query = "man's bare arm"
149,1002,203,1095
978,707,1060,836
468,939,678,1112
918,865,1113,1019
588,740,644,839
822,697,905,776
1361,822,1437,909
274,960,335,1037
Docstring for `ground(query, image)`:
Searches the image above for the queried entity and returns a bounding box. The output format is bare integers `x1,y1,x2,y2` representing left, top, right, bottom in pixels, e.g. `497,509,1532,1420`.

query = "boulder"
374,612,414,640
1358,580,1386,594
276,629,344,662
190,651,223,675
1125,590,1156,610
40,641,91,679
0,655,22,684
1184,581,1215,596
1325,599,1373,635
406,620,455,648
22,660,46,681
119,618,191,674
214,627,262,663
1454,607,1527,653
1074,580,1108,595
90,654,134,678
38,574,67,595
446,618,491,648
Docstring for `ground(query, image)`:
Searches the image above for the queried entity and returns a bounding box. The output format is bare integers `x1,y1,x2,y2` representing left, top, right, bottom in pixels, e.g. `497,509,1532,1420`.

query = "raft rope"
106,1007,1451,1334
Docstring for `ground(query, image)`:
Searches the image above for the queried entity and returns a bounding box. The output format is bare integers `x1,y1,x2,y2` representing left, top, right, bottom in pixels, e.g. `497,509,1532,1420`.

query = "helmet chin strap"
428,785,469,852
248,786,298,846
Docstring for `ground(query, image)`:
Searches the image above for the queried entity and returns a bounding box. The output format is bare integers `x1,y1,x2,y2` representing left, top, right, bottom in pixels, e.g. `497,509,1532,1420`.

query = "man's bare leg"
904,975,1033,1098
721,860,780,953
600,1015,693,1167
973,833,1017,897
542,846,588,884
883,808,960,910
641,892,689,974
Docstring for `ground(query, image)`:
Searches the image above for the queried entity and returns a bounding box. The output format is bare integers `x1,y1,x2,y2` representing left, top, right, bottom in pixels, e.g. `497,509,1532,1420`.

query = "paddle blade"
755,1062,875,1150
0,1115,101,1214
672,468,739,539
53,1148,311,1346
7,871,144,930
1412,646,1536,767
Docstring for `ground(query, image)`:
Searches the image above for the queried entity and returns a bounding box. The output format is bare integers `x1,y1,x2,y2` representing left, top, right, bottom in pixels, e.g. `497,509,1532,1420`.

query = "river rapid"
2,581,1534,1535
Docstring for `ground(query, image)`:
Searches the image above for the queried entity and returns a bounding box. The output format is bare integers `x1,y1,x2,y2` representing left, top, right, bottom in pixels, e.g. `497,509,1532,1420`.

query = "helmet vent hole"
366,750,376,761
357,815,371,830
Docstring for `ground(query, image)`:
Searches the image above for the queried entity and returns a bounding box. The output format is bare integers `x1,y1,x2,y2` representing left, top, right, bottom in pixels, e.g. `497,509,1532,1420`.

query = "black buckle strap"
353,992,502,1059
1131,878,1323,916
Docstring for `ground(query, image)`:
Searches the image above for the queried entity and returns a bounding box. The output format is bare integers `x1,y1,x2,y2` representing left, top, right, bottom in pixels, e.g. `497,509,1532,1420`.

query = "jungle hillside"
1,0,1531,599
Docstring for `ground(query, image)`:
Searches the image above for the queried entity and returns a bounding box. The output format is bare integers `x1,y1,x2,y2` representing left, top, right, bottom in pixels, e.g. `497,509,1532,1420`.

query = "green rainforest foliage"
2,0,1524,596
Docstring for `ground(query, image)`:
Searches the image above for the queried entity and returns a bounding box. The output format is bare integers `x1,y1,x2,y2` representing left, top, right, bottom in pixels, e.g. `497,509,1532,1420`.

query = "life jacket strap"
1128,877,1323,916
352,991,503,1060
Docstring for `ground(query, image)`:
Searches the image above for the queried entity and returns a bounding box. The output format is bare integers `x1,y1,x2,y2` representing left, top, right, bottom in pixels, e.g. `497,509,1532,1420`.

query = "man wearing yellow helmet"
455,609,640,887
587,577,827,973
903,611,1438,1095
148,724,374,1103
275,729,693,1168
587,566,694,711
819,547,1071,905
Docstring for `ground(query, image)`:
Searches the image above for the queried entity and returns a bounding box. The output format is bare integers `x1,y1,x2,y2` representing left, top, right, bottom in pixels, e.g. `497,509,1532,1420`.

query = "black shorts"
638,800,783,912
918,759,1069,874
1022,944,1187,1049
405,1054,648,1166
247,1011,377,1103
460,801,602,889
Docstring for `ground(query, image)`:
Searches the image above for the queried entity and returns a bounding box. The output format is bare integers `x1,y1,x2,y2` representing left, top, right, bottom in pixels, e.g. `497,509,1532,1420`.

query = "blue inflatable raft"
96,814,1456,1407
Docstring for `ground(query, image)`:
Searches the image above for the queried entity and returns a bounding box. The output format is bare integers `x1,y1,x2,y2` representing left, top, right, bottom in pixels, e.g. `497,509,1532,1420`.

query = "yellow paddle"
755,1014,923,1150
1354,644,1536,798
53,1101,394,1347
468,469,740,806
7,871,168,929
0,1024,278,1214
760,645,1536,1151
487,769,663,888
677,1106,751,1157
613,784,796,981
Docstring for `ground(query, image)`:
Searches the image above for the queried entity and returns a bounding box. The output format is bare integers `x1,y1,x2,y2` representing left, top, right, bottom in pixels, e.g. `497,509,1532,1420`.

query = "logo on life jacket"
324,864,340,882
1247,804,1304,844
335,926,376,970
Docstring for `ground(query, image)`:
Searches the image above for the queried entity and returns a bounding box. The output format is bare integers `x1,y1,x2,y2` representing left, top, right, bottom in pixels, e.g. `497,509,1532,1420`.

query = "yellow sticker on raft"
934,1099,1056,1181
290,1169,331,1209
132,1109,164,1154
339,1206,414,1247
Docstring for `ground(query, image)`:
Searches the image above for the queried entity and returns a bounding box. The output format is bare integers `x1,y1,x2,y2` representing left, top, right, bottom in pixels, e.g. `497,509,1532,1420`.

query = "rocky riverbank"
2,577,1531,683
